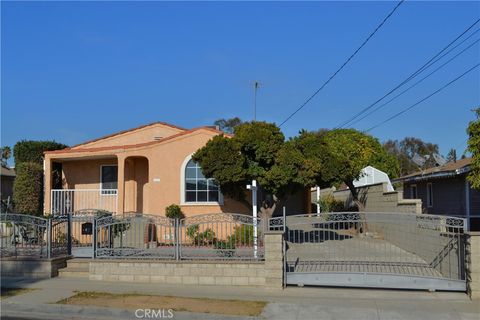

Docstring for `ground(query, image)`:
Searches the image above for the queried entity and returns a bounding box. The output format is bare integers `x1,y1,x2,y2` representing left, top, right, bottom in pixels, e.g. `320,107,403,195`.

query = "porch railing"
51,189,118,215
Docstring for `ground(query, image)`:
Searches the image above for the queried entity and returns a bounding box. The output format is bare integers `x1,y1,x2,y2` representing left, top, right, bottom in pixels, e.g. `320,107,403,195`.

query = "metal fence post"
47,218,52,259
92,217,97,259
67,212,72,256
175,218,180,260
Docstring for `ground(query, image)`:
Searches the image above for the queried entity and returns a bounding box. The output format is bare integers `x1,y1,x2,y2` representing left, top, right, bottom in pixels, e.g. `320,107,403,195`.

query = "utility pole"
253,81,259,121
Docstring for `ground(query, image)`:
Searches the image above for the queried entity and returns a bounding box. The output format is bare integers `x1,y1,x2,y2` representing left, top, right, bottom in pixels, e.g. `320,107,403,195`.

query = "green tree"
13,162,43,215
13,140,68,165
467,108,480,189
446,148,457,163
1,146,11,167
193,121,321,222
318,129,400,211
12,140,67,215
383,137,440,175
213,117,243,134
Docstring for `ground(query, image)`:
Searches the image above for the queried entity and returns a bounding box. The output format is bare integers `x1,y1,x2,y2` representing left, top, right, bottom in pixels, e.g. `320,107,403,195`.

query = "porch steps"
58,258,90,279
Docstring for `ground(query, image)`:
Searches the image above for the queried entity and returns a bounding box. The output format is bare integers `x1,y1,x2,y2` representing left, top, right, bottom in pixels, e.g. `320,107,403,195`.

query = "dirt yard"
58,291,267,316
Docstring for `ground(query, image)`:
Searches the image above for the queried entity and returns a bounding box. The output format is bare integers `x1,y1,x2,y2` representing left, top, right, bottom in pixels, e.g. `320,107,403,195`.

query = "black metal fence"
95,213,264,260
0,213,68,259
1,212,264,261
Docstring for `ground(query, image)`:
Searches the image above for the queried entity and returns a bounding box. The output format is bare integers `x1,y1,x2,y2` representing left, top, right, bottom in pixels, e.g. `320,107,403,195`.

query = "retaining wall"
89,231,284,288
1,257,67,278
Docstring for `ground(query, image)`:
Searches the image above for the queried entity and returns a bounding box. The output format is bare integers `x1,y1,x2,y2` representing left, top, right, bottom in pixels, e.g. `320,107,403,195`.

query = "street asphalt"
1,276,479,320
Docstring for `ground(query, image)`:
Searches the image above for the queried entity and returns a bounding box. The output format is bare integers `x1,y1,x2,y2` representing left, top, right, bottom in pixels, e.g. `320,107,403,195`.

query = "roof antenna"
253,81,260,121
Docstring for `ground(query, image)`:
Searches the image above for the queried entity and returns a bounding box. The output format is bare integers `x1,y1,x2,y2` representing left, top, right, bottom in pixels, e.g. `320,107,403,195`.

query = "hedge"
14,140,68,165
13,162,44,215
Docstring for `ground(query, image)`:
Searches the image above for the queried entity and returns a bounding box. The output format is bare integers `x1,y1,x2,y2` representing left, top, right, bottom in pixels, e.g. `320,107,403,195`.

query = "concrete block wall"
333,182,422,213
89,232,284,288
1,257,67,278
466,232,480,300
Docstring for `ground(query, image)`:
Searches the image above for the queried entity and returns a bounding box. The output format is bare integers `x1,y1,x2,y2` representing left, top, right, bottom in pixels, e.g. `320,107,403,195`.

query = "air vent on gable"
154,136,163,141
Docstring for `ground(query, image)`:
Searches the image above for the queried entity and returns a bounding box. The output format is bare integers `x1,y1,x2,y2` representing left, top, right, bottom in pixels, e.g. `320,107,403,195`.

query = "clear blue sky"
2,1,479,165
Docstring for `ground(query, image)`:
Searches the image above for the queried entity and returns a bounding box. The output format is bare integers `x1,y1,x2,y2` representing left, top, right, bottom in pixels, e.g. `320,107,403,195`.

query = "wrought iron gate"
70,210,98,257
283,212,467,291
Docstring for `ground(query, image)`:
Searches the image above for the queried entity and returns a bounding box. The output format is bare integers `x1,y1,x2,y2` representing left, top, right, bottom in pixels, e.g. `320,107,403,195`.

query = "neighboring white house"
353,166,394,191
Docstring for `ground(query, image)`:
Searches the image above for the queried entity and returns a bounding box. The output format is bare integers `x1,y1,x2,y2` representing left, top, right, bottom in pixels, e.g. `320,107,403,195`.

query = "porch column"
44,156,52,215
117,155,126,214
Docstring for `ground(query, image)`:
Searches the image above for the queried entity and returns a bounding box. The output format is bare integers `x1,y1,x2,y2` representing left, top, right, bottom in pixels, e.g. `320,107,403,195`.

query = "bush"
14,140,68,165
318,194,346,212
165,204,184,219
233,224,256,245
186,224,215,245
13,162,43,215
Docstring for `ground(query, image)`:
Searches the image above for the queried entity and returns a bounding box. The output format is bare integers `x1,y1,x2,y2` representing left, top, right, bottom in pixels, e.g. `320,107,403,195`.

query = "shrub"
233,224,256,245
318,194,346,212
13,162,43,215
13,140,68,165
186,224,215,245
165,204,184,219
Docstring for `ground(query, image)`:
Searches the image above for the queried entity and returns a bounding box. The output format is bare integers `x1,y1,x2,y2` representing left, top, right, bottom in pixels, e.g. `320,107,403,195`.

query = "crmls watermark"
135,309,174,319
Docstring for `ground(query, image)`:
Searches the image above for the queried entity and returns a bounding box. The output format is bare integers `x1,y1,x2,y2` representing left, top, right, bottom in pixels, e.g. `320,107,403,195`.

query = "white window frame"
410,184,417,199
426,182,433,208
180,155,223,206
100,164,118,196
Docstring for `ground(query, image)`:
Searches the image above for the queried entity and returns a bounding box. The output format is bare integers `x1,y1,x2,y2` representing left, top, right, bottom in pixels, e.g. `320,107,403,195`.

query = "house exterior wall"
72,124,184,149
45,129,251,216
403,176,466,216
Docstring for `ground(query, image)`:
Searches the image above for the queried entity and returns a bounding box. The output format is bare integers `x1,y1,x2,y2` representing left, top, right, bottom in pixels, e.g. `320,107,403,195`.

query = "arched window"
184,159,220,203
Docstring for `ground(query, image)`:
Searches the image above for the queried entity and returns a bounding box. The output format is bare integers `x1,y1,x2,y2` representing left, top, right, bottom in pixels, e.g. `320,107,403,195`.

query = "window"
410,184,417,199
101,165,118,194
427,183,433,208
184,159,220,203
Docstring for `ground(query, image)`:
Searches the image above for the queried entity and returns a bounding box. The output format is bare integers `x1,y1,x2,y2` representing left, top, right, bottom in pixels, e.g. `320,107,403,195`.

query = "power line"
347,37,480,127
278,0,405,127
336,19,480,129
365,63,480,132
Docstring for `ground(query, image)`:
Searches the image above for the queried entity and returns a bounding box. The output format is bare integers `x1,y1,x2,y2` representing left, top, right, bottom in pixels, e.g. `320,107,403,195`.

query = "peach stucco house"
43,122,252,217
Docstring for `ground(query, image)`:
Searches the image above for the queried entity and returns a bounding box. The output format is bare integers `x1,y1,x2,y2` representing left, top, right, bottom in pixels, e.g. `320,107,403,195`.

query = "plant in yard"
165,204,185,219
467,108,480,189
317,194,346,212
186,224,215,245
233,224,255,245
193,121,322,225
13,162,43,215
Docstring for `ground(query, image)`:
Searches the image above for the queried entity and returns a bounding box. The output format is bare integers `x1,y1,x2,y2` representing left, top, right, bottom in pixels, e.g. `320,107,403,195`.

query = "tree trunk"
345,180,368,233
345,180,365,212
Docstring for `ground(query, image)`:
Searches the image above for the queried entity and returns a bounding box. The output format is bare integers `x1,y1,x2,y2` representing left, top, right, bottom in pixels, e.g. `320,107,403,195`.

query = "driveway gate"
283,212,466,291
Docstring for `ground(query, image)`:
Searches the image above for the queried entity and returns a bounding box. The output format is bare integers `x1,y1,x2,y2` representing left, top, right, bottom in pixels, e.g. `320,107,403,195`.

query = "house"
44,121,308,218
1,165,15,202
395,157,480,231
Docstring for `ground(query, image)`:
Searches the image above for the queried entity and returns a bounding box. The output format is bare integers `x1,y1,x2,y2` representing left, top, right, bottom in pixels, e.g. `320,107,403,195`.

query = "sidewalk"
1,276,479,320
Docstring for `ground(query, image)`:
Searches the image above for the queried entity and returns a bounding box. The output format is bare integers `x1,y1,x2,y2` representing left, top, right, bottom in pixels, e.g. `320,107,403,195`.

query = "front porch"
45,154,149,215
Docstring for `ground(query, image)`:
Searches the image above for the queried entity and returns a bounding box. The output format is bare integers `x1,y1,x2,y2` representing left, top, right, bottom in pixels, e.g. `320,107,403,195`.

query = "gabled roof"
395,157,472,183
44,126,226,155
70,121,187,149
